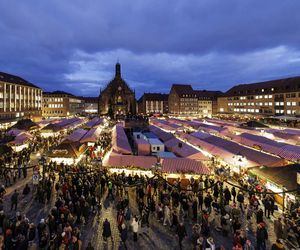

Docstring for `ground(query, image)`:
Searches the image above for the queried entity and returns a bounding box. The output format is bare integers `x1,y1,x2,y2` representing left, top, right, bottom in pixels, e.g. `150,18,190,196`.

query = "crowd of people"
0,160,299,249
0,125,299,249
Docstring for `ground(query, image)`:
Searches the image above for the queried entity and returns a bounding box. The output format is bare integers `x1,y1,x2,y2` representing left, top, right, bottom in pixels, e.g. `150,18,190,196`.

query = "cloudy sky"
1,0,300,98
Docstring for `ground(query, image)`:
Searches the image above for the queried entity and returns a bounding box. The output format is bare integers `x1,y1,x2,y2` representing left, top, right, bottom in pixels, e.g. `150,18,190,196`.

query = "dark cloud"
0,0,300,97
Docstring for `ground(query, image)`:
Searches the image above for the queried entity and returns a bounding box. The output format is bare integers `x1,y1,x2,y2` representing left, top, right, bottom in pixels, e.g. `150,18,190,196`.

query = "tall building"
42,91,84,117
217,76,300,116
0,72,42,125
98,63,136,118
137,93,169,114
168,84,221,117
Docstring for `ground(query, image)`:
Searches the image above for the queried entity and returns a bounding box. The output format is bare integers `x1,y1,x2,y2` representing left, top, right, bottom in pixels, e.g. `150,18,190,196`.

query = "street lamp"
151,162,162,176
233,152,246,175
38,155,47,179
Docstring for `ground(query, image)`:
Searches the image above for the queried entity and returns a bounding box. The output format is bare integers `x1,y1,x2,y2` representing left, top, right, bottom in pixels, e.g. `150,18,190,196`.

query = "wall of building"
0,82,42,122
43,94,84,117
217,92,300,116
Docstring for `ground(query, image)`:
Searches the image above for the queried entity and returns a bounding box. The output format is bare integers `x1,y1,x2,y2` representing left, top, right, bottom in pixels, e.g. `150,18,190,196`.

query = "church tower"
98,63,136,118
115,62,121,77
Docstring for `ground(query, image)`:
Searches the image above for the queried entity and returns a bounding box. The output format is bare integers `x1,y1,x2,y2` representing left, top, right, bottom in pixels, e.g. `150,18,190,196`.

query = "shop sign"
32,174,39,185
297,172,300,185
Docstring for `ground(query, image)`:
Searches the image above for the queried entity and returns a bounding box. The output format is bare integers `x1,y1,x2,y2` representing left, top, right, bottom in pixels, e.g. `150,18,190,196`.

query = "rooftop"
43,90,75,96
225,76,300,96
0,72,40,89
170,84,222,99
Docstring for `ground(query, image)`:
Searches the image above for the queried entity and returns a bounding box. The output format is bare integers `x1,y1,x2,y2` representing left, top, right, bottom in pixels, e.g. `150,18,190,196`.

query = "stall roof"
143,132,158,139
112,124,132,155
156,151,177,158
164,137,208,160
11,119,38,131
249,164,300,191
85,117,104,128
80,127,101,143
234,133,300,162
148,125,175,142
64,128,87,143
190,131,285,167
160,158,210,174
134,136,150,145
148,138,164,145
48,141,87,158
103,151,157,169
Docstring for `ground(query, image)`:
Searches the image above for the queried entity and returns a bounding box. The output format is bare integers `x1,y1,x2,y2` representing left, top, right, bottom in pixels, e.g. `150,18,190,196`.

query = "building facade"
168,84,221,117
0,72,42,125
217,76,300,116
137,93,169,114
79,97,98,114
99,63,136,118
43,91,84,117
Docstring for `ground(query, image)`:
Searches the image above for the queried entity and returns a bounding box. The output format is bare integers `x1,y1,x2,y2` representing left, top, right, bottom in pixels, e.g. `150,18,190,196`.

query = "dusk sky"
1,1,300,98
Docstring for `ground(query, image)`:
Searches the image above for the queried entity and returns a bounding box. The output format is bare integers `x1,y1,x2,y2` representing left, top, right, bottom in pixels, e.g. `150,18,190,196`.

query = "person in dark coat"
22,184,30,196
177,222,187,250
231,187,237,203
120,223,128,249
204,193,213,214
263,196,271,219
192,198,198,222
102,219,112,242
198,192,203,211
223,187,231,205
256,223,268,250
10,190,19,210
256,208,264,224
85,241,95,250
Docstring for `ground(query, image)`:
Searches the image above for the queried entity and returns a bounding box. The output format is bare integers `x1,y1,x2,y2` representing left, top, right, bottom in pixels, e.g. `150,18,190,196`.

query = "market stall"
47,141,87,165
111,124,132,155
6,129,34,152
249,164,300,209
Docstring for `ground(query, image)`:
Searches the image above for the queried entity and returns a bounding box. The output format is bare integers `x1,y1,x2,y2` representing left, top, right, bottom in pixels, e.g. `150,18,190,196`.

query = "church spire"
115,62,121,77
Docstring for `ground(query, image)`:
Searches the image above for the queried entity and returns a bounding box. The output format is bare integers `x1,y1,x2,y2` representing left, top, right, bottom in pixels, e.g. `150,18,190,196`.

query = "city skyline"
1,1,300,98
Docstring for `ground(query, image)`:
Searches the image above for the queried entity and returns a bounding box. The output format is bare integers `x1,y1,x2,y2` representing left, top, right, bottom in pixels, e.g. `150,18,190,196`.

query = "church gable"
99,63,136,117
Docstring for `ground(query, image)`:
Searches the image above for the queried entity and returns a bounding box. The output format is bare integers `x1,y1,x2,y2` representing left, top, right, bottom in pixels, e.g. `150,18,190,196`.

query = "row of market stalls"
155,117,300,164
84,117,104,129
41,117,87,137
103,124,210,181
103,151,210,178
153,117,300,207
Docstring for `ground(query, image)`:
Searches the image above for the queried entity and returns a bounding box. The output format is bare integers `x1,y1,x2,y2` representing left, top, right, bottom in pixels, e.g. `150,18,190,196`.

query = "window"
220,108,224,112
287,102,291,106
268,95,272,98
157,146,160,151
287,110,291,115
292,102,297,106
